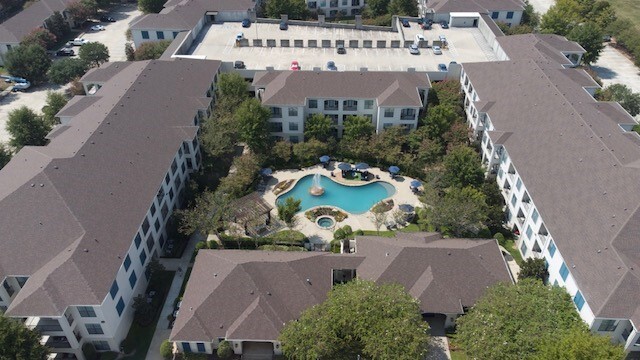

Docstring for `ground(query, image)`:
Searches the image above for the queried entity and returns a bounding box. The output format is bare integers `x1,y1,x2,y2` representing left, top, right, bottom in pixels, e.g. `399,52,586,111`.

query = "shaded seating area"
333,162,379,181
230,193,281,237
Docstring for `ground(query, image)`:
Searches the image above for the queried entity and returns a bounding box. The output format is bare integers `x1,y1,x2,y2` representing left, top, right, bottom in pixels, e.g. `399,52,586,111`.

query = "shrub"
160,340,173,359
330,239,342,253
219,234,306,249
477,227,492,238
207,240,219,249
354,229,364,235
134,40,172,60
48,58,88,85
493,233,506,246
217,340,233,359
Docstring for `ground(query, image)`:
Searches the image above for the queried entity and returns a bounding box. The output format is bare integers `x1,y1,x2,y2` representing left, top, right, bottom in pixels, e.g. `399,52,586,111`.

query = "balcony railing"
401,114,415,120
42,336,71,349
343,106,358,111
324,104,339,111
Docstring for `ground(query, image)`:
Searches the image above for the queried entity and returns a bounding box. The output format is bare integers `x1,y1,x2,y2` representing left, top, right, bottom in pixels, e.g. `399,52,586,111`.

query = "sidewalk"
145,232,202,360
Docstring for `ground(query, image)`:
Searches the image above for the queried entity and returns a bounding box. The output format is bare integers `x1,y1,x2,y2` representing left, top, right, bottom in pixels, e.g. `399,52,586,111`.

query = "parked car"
441,21,449,29
279,21,288,30
415,34,425,44
67,38,88,46
234,60,246,69
242,18,251,27
235,32,244,41
421,22,432,30
326,60,337,71
100,15,115,22
290,60,300,70
409,44,420,55
401,19,410,27
56,48,75,56
438,63,447,71
432,45,442,55
90,24,105,31
337,44,346,54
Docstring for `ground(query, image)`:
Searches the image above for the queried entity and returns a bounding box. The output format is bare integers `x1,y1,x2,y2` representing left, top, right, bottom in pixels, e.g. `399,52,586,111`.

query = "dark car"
401,19,410,27
441,21,449,29
100,15,115,22
242,18,251,27
279,21,288,30
56,48,75,56
438,63,447,71
421,23,432,30
234,60,246,69
337,44,346,54
326,61,337,71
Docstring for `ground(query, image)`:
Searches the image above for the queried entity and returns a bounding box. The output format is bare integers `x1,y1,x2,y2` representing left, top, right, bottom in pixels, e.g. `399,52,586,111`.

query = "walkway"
146,232,202,360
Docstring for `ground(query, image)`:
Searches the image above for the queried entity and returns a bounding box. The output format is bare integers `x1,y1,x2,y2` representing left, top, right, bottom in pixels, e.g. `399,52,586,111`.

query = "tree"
133,40,172,60
519,258,549,283
304,113,333,141
292,138,330,166
234,98,272,154
343,115,375,141
160,339,173,359
217,340,233,359
21,28,57,50
364,0,390,16
145,257,166,285
535,326,625,360
481,176,506,233
277,197,301,228
217,154,260,198
7,106,51,149
521,0,540,27
67,0,97,22
272,141,293,164
540,5,575,35
429,186,487,237
47,58,89,85
370,204,388,234
457,279,584,360
44,12,71,39
280,279,430,359
79,42,110,67
370,126,405,165
0,143,12,170
0,314,49,359
200,115,238,159
442,146,484,188
178,190,232,237
388,0,417,16
425,104,458,141
125,43,135,61
5,44,51,84
597,84,640,116
132,294,154,324
586,0,617,30
427,80,464,115
217,72,249,103
139,0,165,13
42,91,68,126
442,121,469,150
266,0,307,20
567,22,604,65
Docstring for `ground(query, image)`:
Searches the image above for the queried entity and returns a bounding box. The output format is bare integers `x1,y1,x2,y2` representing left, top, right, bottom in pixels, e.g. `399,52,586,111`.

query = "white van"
438,35,447,44
415,34,425,45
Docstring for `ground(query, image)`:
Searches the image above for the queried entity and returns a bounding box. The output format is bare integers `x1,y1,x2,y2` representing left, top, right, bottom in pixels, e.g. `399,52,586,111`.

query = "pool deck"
260,164,423,246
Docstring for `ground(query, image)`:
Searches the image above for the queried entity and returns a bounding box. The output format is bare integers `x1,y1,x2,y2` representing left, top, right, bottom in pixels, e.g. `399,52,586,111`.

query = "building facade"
306,0,363,17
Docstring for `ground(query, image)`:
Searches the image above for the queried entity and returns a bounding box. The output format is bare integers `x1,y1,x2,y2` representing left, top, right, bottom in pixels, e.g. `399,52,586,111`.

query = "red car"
290,61,300,71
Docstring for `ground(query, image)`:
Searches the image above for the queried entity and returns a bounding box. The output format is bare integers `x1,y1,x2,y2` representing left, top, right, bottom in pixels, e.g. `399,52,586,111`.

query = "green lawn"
121,271,175,360
398,223,421,232
608,0,640,30
504,239,524,266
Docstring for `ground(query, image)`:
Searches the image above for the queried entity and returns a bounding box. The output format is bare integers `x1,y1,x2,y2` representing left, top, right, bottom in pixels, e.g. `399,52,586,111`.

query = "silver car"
409,44,420,55
432,45,442,55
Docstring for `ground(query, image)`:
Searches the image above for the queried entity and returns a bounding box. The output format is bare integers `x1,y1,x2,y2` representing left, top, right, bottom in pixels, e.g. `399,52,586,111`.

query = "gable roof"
0,0,73,43
252,71,431,107
1,58,221,317
498,34,585,65
171,233,511,342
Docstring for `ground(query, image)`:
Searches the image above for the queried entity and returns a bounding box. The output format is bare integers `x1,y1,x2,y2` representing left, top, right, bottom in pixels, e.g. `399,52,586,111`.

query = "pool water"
277,175,396,214
317,217,335,228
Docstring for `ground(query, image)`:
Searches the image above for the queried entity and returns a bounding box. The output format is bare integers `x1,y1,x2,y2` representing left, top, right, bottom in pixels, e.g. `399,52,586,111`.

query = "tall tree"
177,190,231,237
0,143,12,170
79,42,110,67
428,186,488,237
343,115,375,142
265,0,307,20
457,279,584,360
304,113,333,141
292,138,330,166
42,91,69,126
44,11,70,39
234,99,272,154
6,106,52,149
441,145,484,188
133,40,172,60
200,114,238,159
481,176,506,232
47,58,89,85
217,73,249,108
535,326,625,360
567,22,604,65
425,104,458,141
272,141,292,164
280,280,430,360
521,0,540,27
5,44,51,84
388,0,417,16
20,28,57,50
277,197,301,228
217,154,260,198
138,0,165,13
365,0,390,16
519,258,550,283
0,314,49,359
67,0,98,22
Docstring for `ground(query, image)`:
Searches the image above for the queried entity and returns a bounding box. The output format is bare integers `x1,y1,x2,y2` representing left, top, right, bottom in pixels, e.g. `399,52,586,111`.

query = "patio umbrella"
410,180,422,188
337,163,352,171
399,204,415,213
354,162,369,170
319,155,330,163
260,168,273,176
388,166,400,174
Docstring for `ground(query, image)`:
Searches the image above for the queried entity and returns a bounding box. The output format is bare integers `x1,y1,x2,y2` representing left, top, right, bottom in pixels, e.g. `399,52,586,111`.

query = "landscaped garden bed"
219,230,308,249
305,207,348,222
371,199,394,213
273,179,295,195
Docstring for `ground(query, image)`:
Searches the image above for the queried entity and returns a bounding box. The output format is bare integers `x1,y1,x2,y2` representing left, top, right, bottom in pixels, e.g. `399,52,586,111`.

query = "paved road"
527,0,555,15
593,44,640,94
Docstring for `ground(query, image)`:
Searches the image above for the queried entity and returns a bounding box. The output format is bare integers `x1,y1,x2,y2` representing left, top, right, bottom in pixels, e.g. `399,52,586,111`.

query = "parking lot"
189,22,495,72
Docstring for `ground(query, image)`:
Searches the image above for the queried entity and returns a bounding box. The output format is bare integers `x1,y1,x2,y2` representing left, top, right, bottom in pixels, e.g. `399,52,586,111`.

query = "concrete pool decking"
260,164,423,246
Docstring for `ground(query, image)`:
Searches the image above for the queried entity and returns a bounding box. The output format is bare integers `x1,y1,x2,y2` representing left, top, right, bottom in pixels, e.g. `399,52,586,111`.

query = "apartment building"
426,0,524,27
459,34,640,353
252,70,431,142
0,58,221,359
306,0,363,17
170,233,511,357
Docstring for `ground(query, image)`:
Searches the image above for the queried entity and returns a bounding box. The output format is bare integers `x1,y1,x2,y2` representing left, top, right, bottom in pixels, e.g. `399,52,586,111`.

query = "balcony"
25,317,63,333
324,102,339,111
41,336,71,349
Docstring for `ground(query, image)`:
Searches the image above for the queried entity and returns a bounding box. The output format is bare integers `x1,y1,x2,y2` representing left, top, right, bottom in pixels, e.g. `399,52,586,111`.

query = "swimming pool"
276,174,396,214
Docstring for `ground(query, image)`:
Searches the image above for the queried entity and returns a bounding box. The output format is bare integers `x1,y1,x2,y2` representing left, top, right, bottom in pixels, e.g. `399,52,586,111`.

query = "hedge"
220,231,308,250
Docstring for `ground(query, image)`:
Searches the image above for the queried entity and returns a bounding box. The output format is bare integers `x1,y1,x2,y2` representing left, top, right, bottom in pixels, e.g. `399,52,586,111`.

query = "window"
146,235,154,252
573,291,585,310
116,297,125,316
186,158,193,170
532,209,539,223
93,341,110,351
150,203,156,217
308,99,318,108
271,107,282,118
6,44,11,50
511,194,517,206
324,100,339,110
85,323,104,335
400,108,416,120
173,31,179,38
156,31,164,39
525,225,533,239
197,343,206,352
491,11,499,19
289,122,299,131
77,306,96,318
109,281,118,300
129,271,137,288
139,249,147,265
124,255,131,271
506,11,514,19
171,159,178,174
169,187,174,201
164,173,170,185
181,162,186,174
154,218,161,232
383,123,393,129
559,262,569,281
548,240,556,258
384,108,394,118
343,100,358,110
520,241,527,256
288,107,298,116
141,31,149,39
516,178,522,190
16,277,27,288
342,0,347,5
498,168,504,179
159,234,166,248
364,100,374,109
182,343,192,353
351,0,359,5
598,320,618,332
2,280,14,297
269,122,283,132
142,218,150,235
161,203,169,220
